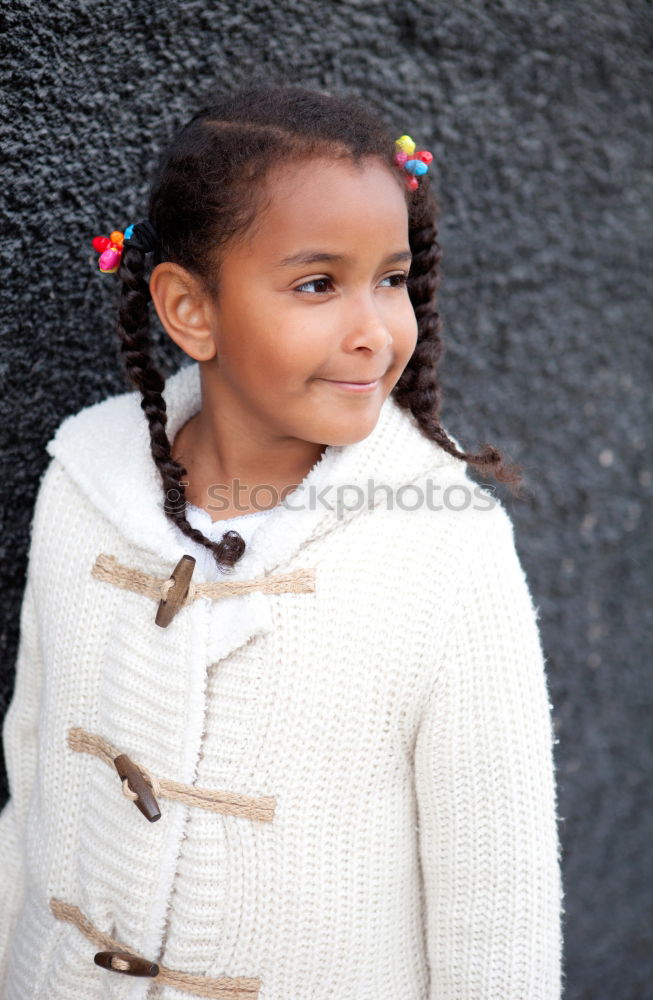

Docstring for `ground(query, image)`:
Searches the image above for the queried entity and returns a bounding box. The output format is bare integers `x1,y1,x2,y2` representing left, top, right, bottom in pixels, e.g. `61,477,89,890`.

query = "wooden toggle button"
94,950,160,977
113,753,161,822
155,554,196,628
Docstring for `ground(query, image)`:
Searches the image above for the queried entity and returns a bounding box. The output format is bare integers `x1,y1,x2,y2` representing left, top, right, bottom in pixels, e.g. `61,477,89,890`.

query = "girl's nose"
345,296,393,351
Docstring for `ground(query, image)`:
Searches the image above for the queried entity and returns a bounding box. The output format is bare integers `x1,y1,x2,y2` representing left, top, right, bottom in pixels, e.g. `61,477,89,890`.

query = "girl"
0,85,563,999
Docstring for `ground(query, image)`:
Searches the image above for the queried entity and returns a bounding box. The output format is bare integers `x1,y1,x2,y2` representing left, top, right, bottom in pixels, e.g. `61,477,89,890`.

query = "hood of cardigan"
45,361,468,582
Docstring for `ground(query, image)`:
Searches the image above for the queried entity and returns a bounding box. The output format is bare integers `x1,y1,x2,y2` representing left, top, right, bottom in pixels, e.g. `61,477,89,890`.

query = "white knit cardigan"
0,361,564,999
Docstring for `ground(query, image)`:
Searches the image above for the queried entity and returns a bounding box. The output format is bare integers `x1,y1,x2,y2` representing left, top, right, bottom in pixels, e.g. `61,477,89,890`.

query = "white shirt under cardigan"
0,360,564,999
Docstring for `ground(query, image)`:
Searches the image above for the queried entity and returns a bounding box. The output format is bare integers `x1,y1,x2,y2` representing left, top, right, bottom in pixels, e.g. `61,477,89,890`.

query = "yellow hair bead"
395,135,416,155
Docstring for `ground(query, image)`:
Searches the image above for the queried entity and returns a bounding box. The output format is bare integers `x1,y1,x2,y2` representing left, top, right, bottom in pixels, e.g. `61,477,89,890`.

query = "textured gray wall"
1,2,651,997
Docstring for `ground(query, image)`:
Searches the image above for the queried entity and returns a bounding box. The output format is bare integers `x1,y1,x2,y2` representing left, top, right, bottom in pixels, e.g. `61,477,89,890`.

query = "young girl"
0,85,564,999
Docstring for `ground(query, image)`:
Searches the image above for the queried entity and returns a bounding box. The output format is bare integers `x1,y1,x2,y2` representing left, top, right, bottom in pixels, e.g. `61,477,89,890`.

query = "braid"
393,180,526,497
115,244,246,571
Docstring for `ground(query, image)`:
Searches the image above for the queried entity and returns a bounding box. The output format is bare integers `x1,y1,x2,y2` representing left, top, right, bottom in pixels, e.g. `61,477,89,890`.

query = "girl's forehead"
240,156,409,261
265,155,406,216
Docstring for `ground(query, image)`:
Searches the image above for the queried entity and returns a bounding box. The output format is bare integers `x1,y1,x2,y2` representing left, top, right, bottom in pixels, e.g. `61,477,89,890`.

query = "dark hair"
115,84,524,572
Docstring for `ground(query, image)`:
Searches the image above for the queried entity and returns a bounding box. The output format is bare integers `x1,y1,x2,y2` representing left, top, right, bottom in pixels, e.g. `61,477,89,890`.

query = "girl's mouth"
319,379,380,392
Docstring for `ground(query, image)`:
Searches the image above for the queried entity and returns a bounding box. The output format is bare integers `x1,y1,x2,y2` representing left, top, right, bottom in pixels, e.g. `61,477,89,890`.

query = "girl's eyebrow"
275,250,413,268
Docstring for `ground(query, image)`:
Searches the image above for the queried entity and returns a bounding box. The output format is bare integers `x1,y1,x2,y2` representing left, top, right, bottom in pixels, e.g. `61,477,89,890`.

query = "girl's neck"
172,410,326,521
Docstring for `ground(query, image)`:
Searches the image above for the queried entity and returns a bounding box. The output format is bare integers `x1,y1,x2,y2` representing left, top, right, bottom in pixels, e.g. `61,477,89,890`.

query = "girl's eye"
380,273,409,289
294,273,409,295
295,277,334,295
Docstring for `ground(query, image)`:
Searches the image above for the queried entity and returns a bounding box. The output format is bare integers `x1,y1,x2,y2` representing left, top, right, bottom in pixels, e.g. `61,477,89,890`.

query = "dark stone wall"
1,2,651,997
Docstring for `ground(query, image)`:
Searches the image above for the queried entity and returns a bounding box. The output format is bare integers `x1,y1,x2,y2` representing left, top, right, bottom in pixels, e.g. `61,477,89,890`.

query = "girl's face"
202,155,419,447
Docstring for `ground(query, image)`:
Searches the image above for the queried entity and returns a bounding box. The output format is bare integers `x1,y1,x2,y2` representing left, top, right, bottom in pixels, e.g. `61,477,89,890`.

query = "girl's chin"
313,410,383,447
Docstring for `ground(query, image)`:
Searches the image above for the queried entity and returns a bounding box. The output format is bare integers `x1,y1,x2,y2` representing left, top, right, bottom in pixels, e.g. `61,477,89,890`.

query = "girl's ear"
148,261,217,361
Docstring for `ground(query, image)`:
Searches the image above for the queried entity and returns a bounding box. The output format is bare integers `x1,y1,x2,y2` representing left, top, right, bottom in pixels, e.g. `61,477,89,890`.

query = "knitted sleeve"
414,505,564,999
0,573,43,988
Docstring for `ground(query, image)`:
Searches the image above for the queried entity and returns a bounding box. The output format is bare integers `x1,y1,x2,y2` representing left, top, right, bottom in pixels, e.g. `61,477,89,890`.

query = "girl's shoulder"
35,367,202,568
363,460,520,590
42,363,200,492
372,399,517,551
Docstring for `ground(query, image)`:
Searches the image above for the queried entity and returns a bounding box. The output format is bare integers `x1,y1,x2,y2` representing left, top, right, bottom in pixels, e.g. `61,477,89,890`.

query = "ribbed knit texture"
149,504,277,998
0,361,563,999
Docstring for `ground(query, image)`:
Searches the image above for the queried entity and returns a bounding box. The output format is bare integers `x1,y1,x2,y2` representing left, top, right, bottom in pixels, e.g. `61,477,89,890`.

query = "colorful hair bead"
394,134,434,191
91,229,126,273
91,222,157,273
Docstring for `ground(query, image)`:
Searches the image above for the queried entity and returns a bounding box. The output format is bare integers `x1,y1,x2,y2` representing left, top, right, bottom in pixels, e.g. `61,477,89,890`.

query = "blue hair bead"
405,159,429,176
124,224,135,240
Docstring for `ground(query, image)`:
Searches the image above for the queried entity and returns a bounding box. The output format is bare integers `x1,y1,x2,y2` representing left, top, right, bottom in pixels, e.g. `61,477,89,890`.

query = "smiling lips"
318,366,390,391
320,378,381,392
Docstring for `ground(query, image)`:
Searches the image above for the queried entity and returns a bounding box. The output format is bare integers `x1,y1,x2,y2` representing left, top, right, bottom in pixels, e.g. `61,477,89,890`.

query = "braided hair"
115,85,523,573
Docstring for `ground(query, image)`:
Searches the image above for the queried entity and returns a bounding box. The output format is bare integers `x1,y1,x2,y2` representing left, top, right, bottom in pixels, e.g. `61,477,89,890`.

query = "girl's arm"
0,549,45,989
0,574,43,986
414,504,564,999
